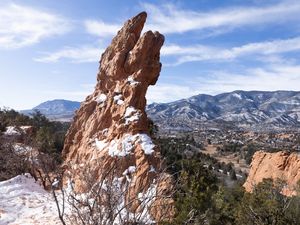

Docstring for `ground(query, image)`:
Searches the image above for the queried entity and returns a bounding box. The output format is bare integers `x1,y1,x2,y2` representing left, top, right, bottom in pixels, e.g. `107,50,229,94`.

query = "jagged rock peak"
244,150,300,196
62,12,173,222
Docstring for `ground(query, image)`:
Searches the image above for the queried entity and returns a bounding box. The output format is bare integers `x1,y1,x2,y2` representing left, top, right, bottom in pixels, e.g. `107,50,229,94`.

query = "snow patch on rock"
149,165,156,173
95,138,108,151
113,94,124,105
124,106,140,125
125,114,140,125
232,93,242,100
122,166,136,176
137,184,158,224
98,133,155,157
96,93,107,104
124,106,137,117
127,76,140,86
136,134,155,155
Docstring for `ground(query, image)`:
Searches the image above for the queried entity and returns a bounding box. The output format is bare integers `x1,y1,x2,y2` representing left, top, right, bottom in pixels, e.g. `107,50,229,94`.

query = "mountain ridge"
21,99,81,122
20,90,300,130
147,90,300,131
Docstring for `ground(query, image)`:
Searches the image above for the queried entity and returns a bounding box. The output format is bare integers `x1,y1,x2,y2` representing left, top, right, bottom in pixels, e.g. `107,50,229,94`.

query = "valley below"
4,89,300,224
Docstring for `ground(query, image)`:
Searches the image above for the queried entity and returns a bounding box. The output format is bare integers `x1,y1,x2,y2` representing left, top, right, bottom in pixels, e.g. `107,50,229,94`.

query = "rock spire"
62,12,173,222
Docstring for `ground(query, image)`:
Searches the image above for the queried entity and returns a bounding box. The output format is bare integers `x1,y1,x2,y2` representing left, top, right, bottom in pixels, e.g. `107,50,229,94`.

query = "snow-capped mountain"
20,91,300,130
146,91,300,131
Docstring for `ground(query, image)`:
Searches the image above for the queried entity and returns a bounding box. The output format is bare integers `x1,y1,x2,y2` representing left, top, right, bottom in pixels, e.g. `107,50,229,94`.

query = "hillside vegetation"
0,109,69,180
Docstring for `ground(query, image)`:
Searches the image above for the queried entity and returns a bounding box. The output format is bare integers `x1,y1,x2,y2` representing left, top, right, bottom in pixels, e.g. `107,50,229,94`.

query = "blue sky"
1,0,300,109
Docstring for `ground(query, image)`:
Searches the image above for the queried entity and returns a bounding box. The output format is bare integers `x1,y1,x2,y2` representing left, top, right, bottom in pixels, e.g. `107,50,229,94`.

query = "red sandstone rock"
244,150,300,196
62,12,173,222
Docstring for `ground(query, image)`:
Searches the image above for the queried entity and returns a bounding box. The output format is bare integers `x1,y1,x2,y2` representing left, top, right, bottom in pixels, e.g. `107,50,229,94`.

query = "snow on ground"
3,126,32,136
3,126,21,136
232,93,242,100
0,172,158,224
0,174,60,225
13,144,33,155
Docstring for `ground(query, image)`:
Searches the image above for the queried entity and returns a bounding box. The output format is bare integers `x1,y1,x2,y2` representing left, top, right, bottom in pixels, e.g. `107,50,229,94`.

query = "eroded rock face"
244,150,300,196
62,12,173,221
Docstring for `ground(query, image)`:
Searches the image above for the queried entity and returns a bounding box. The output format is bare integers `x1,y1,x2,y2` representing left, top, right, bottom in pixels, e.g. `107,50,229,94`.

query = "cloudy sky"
1,0,300,109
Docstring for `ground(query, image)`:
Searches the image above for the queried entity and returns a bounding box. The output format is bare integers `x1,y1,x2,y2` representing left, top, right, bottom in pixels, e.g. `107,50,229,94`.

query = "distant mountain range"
147,90,300,131
20,91,300,130
21,99,81,122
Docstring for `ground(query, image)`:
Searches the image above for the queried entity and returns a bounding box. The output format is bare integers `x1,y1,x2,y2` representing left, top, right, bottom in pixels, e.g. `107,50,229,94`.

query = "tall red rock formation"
62,12,173,222
244,150,300,196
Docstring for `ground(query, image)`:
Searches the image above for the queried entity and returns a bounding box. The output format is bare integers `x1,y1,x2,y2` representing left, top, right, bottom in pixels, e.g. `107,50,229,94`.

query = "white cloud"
147,83,199,103
0,3,71,49
143,1,300,34
38,36,300,64
193,64,300,95
35,18,120,63
201,70,300,94
162,36,300,64
84,0,300,38
84,20,121,37
35,46,103,63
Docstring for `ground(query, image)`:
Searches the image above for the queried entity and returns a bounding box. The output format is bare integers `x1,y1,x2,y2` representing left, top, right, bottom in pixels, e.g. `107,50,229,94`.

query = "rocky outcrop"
62,12,173,222
244,150,300,196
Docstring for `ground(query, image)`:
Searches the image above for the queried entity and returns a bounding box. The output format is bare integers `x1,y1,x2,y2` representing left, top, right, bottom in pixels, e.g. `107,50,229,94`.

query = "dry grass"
201,144,249,173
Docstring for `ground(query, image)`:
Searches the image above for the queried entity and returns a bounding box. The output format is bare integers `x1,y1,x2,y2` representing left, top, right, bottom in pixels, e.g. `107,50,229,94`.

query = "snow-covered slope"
147,90,300,131
0,174,60,225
